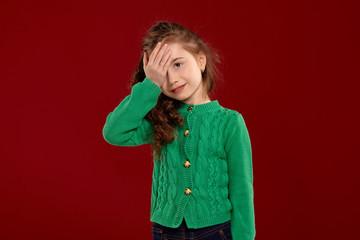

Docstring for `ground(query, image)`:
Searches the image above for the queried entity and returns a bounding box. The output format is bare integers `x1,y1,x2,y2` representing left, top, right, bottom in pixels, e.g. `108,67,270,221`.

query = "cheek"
183,72,197,83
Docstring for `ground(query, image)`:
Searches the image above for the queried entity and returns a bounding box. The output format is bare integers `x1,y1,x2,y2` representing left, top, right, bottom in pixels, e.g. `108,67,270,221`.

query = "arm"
102,77,162,146
225,112,256,240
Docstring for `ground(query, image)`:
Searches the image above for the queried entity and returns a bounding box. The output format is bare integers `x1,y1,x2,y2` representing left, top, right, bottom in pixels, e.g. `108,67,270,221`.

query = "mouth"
171,84,186,93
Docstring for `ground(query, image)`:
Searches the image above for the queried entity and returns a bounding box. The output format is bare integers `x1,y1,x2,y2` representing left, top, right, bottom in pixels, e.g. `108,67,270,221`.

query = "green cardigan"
102,77,256,240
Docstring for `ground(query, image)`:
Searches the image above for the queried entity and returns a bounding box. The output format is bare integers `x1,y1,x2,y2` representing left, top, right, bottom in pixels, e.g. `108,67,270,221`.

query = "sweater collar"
178,100,222,115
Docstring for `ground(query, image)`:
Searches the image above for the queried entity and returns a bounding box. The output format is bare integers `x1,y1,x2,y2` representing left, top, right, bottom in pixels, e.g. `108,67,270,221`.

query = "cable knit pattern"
102,77,256,240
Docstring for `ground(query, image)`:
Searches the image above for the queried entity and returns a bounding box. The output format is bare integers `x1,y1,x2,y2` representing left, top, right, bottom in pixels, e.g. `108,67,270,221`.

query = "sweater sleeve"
102,77,162,146
224,112,256,240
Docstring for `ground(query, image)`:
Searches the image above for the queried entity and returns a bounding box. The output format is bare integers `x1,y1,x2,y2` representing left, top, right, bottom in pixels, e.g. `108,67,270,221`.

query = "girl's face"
160,42,209,105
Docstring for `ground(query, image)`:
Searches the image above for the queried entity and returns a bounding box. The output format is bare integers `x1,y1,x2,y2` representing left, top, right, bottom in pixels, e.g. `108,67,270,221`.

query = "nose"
166,71,179,85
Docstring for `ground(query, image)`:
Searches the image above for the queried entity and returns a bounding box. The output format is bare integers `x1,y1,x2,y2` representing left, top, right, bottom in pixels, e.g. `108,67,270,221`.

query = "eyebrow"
171,57,184,63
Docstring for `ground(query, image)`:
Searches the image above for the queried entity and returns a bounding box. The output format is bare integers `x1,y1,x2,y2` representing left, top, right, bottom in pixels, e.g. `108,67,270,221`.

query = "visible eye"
174,63,182,68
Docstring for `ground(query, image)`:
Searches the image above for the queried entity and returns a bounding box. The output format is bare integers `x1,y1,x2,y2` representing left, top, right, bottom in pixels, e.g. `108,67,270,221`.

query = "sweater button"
184,130,189,136
183,161,191,168
187,106,193,111
185,188,192,195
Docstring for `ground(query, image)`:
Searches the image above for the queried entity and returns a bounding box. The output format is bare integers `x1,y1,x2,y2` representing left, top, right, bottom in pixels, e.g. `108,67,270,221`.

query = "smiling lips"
171,84,186,93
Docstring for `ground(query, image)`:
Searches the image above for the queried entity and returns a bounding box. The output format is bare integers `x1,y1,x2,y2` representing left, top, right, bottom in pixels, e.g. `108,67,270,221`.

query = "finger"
159,47,170,68
163,50,173,72
148,42,162,65
161,48,172,69
154,43,168,67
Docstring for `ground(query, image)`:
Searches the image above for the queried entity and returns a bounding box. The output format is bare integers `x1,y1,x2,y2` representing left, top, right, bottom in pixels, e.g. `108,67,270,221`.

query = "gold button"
184,130,189,136
187,106,193,111
185,188,192,195
183,161,191,168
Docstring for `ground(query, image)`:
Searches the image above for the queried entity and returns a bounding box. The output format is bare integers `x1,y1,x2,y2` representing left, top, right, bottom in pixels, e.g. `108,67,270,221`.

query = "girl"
102,21,255,240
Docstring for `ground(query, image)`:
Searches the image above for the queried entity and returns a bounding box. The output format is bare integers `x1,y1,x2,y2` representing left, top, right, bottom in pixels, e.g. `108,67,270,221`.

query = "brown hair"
128,21,223,162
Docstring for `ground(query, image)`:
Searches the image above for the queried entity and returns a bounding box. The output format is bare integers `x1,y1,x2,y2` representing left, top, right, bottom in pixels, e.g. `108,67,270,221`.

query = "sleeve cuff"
141,77,162,96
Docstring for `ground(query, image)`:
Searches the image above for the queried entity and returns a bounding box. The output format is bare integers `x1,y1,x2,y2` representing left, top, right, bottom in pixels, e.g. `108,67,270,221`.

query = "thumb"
143,51,147,67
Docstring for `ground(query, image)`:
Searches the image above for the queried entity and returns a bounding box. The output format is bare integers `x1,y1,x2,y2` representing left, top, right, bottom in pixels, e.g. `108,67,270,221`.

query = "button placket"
183,105,193,196
183,111,192,158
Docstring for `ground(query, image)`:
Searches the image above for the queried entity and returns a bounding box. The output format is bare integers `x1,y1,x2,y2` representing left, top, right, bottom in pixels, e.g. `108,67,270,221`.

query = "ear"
197,51,206,70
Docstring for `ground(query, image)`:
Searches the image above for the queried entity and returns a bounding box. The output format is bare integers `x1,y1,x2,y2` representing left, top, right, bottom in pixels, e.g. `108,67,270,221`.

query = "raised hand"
143,42,173,88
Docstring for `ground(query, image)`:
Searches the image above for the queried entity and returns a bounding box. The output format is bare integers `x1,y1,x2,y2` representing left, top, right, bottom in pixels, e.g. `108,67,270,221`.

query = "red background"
1,0,359,239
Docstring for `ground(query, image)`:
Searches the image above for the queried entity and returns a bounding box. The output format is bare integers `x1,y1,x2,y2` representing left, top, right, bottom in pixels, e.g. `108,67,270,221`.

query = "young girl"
102,21,255,240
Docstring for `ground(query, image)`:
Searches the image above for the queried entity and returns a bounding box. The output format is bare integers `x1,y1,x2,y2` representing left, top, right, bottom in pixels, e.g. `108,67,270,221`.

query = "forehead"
166,42,188,56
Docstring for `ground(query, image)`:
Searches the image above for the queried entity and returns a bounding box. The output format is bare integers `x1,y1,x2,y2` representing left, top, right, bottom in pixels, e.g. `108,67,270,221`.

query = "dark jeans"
152,219,232,240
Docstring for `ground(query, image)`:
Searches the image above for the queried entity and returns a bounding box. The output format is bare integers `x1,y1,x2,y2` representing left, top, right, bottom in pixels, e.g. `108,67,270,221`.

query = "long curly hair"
128,21,223,162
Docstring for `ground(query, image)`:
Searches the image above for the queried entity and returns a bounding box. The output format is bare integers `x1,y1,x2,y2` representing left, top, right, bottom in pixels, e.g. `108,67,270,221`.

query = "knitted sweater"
102,77,256,240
